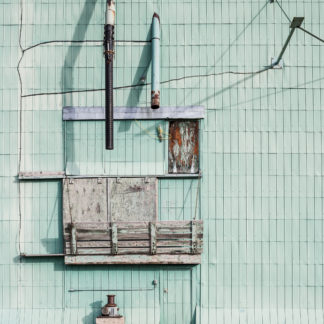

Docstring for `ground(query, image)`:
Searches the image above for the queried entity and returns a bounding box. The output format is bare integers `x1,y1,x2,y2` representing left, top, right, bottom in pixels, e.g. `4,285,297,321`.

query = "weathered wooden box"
63,177,203,264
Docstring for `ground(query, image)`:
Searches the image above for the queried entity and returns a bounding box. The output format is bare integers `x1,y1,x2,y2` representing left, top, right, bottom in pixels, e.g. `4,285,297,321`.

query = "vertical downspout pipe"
151,13,160,109
104,1,115,150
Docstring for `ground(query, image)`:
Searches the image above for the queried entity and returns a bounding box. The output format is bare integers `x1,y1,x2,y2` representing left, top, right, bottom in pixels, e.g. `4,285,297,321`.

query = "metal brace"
144,177,150,183
69,178,74,185
191,221,198,254
97,177,103,184
111,223,118,255
116,177,121,184
150,222,157,255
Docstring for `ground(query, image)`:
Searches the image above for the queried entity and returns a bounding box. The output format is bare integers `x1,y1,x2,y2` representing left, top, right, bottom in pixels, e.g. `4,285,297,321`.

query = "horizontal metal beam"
18,172,202,180
63,106,205,121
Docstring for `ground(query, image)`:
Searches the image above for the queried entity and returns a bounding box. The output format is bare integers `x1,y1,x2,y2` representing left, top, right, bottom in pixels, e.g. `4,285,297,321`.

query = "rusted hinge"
111,223,118,255
70,223,77,255
150,222,157,255
191,221,197,254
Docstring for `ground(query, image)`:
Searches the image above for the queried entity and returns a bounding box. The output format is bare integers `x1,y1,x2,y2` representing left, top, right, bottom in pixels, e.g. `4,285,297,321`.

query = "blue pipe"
151,13,160,109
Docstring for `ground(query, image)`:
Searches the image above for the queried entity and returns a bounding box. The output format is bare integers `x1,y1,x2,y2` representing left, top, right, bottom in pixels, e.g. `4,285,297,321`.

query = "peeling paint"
168,120,199,173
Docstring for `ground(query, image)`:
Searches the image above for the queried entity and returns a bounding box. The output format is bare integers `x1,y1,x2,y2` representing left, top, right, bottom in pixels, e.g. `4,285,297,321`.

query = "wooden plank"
62,106,205,121
111,223,118,254
168,120,200,174
157,233,200,239
150,222,157,254
108,178,157,223
191,221,197,254
18,171,65,179
65,254,202,265
71,224,77,255
66,247,202,255
71,220,202,228
66,239,202,249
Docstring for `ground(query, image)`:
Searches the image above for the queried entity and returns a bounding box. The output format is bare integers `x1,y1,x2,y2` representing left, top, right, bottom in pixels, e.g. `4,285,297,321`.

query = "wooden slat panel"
64,220,204,261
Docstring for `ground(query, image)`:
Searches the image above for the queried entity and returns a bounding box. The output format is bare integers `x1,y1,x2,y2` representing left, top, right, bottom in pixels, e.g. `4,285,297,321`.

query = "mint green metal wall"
1,0,324,323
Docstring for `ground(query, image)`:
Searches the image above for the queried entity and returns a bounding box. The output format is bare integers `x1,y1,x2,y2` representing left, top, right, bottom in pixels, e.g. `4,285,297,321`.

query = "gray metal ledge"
63,106,205,121
18,171,202,180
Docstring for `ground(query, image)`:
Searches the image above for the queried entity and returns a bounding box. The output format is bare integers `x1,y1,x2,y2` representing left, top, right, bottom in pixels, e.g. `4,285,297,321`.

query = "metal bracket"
70,223,77,255
69,178,74,185
97,177,103,184
191,221,197,254
144,177,150,183
116,177,121,184
150,222,157,255
111,223,118,254
271,57,284,69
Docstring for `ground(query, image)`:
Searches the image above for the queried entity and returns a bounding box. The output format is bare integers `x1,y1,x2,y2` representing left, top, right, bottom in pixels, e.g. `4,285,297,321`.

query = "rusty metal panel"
168,120,199,174
62,178,108,230
108,178,157,222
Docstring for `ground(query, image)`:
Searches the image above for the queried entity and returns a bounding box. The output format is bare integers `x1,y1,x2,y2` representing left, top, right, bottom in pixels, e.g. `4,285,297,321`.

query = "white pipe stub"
106,1,115,26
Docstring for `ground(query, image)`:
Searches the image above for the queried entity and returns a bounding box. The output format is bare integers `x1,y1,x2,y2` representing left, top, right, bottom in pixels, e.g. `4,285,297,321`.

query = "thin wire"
21,66,272,98
68,288,155,292
17,0,24,258
134,120,170,140
275,1,291,23
22,39,151,52
275,0,324,43
298,26,324,43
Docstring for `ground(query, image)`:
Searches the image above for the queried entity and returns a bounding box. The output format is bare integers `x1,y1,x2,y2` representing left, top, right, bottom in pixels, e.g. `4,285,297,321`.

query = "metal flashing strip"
62,106,205,120
18,171,66,179
18,172,202,180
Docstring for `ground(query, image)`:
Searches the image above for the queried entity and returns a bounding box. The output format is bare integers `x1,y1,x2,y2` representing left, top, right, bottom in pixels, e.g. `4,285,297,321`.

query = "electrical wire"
17,0,24,258
21,66,272,98
275,1,291,23
297,26,324,43
275,1,324,43
22,39,151,52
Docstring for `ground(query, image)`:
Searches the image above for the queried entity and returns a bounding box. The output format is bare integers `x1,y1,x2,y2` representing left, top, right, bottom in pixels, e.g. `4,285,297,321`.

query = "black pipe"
104,22,114,149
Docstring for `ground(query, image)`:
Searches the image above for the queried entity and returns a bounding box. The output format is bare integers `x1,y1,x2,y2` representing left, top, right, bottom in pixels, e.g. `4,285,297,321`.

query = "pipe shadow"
119,25,152,133
61,0,98,174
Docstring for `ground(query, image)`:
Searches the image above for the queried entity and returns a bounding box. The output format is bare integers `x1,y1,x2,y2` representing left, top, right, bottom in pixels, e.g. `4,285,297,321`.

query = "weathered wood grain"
65,254,202,265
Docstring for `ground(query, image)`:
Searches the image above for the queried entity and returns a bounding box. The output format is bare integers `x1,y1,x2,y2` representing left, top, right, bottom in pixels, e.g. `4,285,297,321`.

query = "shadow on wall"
61,0,98,174
83,300,102,324
119,30,152,133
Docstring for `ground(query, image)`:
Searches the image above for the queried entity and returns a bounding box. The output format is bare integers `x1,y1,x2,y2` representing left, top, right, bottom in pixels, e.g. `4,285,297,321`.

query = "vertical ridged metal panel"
1,0,324,323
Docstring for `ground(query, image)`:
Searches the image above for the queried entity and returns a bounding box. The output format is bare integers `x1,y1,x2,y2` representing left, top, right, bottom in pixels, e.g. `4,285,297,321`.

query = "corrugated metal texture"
65,120,167,175
1,0,324,323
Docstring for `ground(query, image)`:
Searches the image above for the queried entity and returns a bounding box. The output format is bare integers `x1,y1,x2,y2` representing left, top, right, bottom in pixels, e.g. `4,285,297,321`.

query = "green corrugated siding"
1,0,324,323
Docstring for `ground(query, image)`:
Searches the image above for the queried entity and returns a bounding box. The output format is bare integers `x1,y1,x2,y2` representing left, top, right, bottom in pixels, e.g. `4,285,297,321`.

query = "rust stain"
151,90,160,109
168,120,199,173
